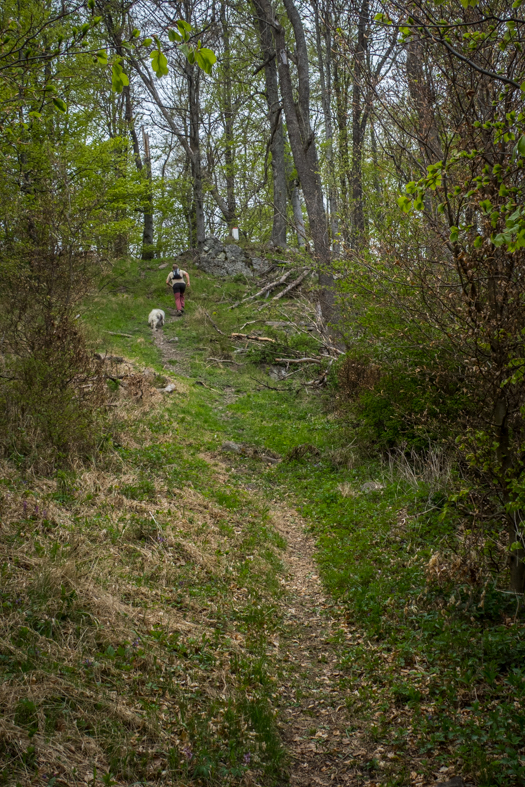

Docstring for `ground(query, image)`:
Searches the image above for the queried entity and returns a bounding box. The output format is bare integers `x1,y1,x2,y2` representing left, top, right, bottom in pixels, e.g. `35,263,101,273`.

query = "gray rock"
221,441,243,454
361,481,384,492
196,236,272,278
162,383,176,393
251,256,271,274
157,262,169,269
269,366,287,381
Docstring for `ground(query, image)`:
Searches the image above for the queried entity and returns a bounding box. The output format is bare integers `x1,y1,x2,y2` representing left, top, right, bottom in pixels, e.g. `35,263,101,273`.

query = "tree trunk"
260,0,336,326
314,0,339,252
186,63,206,247
141,129,154,260
291,182,306,246
333,58,350,246
370,118,384,225
351,0,369,250
252,0,287,247
220,1,237,233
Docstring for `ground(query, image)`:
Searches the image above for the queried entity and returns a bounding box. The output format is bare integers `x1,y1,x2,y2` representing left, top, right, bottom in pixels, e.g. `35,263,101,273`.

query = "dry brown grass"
0,363,285,786
336,355,381,401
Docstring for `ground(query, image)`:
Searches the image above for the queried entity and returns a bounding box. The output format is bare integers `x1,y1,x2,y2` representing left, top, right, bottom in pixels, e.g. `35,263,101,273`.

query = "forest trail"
204,454,366,786
152,308,192,376
268,505,362,786
154,318,365,786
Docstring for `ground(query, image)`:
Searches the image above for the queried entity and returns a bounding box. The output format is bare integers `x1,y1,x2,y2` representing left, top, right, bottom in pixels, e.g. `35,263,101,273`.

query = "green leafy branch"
38,17,216,113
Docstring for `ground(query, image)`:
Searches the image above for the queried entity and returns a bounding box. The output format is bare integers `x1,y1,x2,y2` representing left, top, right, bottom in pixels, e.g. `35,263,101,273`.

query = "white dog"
148,309,165,330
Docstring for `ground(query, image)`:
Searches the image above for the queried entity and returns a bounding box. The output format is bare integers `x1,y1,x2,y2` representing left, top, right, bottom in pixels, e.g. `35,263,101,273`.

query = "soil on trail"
270,507,362,786
152,313,191,376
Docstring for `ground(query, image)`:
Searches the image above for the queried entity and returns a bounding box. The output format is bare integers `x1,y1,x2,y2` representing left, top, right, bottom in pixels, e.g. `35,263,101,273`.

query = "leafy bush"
0,159,118,468
0,311,106,468
334,353,473,451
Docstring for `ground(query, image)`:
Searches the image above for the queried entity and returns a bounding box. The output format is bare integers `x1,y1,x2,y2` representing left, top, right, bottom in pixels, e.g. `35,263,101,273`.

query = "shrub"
0,239,108,469
334,352,473,452
0,315,107,468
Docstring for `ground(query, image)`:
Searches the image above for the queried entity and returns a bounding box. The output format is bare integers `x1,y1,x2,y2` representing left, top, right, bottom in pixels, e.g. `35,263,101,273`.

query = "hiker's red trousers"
174,290,185,311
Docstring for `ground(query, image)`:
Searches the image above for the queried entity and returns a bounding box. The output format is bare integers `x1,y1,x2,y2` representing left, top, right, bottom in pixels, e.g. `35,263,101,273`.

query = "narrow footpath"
269,505,362,786
154,314,371,786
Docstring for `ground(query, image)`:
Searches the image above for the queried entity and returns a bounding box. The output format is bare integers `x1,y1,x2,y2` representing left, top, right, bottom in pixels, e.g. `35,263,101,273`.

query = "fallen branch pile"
203,297,340,391
231,267,312,308
230,332,276,343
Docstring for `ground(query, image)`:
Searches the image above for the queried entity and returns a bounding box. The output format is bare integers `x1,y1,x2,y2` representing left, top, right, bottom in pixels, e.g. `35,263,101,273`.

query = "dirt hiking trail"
156,318,377,786
270,506,363,786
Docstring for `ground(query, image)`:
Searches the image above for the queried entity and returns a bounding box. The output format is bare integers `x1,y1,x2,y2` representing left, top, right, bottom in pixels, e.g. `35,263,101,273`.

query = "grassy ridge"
91,258,525,785
2,257,524,786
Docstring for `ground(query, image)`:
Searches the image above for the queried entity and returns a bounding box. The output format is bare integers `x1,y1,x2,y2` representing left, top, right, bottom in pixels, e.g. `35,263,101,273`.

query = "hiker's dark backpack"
172,267,183,280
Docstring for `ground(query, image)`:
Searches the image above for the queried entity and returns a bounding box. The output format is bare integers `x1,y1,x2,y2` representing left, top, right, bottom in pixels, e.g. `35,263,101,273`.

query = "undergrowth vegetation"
2,260,525,786
0,403,287,786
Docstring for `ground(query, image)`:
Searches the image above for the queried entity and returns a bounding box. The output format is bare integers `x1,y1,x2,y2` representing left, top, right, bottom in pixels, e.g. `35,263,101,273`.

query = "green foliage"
111,59,129,92
353,366,472,451
195,48,217,75
150,48,169,78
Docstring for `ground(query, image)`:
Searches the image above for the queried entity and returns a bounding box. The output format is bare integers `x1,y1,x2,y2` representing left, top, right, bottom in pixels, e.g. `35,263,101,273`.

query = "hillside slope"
1,257,524,787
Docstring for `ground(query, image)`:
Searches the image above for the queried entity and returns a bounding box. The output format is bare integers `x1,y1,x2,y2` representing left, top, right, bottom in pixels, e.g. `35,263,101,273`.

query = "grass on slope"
87,257,525,786
0,403,288,786
2,255,525,787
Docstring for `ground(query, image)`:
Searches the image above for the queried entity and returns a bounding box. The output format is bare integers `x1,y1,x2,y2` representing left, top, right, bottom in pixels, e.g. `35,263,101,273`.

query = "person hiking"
166,264,190,316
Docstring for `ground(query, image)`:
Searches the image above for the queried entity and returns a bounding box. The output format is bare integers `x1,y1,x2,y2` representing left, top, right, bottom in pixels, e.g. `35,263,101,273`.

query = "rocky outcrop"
196,237,272,278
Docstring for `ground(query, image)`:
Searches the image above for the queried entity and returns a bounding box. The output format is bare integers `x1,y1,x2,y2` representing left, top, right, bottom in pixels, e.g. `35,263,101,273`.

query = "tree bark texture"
253,0,287,247
314,0,339,251
220,1,237,232
351,0,369,249
333,57,351,245
291,183,306,247
186,64,205,247
260,0,337,327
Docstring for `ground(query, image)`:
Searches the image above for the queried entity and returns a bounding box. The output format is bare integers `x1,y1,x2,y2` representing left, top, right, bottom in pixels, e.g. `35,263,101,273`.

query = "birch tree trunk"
290,183,306,247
